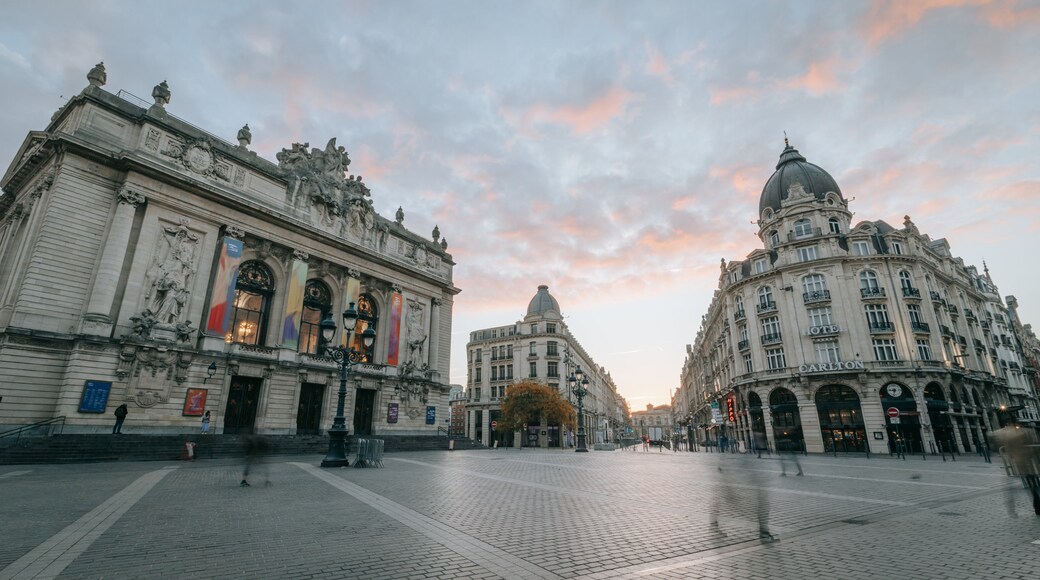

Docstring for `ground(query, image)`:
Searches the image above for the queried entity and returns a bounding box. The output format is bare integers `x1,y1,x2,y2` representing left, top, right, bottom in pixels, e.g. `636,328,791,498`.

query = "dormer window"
754,258,767,274
828,218,841,234
852,240,870,256
769,231,780,247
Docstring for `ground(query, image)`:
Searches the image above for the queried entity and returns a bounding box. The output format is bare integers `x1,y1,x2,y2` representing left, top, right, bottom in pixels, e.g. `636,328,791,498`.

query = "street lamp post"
569,366,589,452
319,302,376,468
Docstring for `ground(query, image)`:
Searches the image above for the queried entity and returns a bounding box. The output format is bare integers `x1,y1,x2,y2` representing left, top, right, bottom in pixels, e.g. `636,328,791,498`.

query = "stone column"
0,173,55,326
762,403,776,452
799,398,825,454
81,187,146,336
429,297,442,373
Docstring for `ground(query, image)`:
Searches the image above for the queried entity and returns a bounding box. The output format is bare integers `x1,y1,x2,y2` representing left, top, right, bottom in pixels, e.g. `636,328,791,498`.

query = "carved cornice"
117,186,146,207
225,225,245,239
293,249,310,262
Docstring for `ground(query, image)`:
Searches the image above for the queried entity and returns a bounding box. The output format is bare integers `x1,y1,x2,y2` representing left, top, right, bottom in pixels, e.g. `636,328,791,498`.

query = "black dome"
759,143,843,214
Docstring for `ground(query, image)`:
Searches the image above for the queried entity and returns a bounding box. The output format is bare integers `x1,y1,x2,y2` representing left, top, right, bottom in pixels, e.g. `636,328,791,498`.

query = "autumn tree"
497,380,575,432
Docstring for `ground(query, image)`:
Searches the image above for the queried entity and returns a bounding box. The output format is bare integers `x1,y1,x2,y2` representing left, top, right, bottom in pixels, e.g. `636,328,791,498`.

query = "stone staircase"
0,433,487,465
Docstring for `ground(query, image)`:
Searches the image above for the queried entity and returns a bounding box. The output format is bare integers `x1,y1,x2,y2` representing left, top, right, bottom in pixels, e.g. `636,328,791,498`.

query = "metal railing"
354,438,384,468
803,290,831,304
860,287,886,299
902,287,921,298
0,416,66,447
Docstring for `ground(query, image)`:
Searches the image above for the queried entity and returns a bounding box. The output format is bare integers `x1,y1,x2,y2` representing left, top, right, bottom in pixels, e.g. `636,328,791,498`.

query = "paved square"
1,448,1037,579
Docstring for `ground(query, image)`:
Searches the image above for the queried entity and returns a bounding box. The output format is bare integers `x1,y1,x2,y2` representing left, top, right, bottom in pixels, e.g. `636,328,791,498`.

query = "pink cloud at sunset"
709,58,847,105
861,0,1039,45
503,86,637,136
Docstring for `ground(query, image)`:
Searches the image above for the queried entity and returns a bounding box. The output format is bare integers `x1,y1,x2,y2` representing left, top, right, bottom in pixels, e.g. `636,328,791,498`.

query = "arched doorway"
748,391,766,447
816,385,866,452
879,383,922,453
769,388,803,452
924,383,956,453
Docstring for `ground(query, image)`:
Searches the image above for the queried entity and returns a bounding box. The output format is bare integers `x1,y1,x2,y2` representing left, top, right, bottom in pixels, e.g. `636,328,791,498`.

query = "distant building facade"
464,285,628,447
631,404,674,442
0,64,458,435
676,140,1039,455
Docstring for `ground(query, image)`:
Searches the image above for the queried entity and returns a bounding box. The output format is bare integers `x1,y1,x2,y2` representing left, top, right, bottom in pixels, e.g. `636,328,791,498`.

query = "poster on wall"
78,380,112,413
182,388,208,416
205,237,244,335
280,259,308,350
426,406,436,425
387,403,399,424
386,292,403,365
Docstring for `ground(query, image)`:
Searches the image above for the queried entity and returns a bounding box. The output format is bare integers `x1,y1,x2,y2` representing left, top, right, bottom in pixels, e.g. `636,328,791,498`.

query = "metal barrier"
355,438,384,468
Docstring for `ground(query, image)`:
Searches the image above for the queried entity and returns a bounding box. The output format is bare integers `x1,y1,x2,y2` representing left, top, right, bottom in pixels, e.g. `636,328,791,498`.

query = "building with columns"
677,140,1039,455
0,64,458,436
464,285,629,447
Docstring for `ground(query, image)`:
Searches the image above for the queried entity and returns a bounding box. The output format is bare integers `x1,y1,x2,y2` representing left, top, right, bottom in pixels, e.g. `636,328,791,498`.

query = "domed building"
676,140,1038,455
464,285,629,448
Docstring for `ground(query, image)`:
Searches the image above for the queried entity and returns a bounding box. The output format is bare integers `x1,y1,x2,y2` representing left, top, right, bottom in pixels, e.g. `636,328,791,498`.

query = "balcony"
901,287,921,299
760,333,783,345
911,321,930,333
787,227,822,242
974,338,984,350
964,308,976,321
734,308,746,322
869,321,895,333
929,291,942,302
738,339,750,351
947,304,959,316
756,301,777,314
940,325,953,337
803,290,831,304
860,287,886,300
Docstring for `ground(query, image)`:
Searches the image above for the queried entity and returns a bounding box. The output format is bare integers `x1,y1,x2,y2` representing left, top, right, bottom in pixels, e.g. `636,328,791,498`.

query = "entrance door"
224,376,262,434
353,388,375,436
297,383,325,435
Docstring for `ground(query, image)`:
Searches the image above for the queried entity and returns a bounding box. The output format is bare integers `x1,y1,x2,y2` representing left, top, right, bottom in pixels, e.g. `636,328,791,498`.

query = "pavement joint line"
720,465,991,490
0,466,178,580
0,470,32,479
292,462,561,580
785,458,1007,477
392,458,914,507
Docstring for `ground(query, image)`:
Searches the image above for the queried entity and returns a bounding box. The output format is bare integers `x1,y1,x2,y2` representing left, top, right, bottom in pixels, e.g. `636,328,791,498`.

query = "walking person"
201,410,211,434
112,403,128,434
779,439,803,476
240,431,270,487
991,420,1040,516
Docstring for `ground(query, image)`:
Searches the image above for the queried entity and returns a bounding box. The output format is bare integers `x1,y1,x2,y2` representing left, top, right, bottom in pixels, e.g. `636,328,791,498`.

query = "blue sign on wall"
79,380,112,413
426,406,436,425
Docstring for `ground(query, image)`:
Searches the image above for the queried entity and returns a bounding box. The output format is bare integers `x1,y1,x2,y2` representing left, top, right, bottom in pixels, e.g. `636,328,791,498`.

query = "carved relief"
233,167,246,187
225,225,245,239
144,128,161,151
161,137,231,181
126,348,178,407
117,187,146,207
126,220,201,344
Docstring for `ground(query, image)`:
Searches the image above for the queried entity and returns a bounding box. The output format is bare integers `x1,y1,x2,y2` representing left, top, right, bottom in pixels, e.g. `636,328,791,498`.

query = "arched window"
769,230,780,247
794,219,813,238
828,218,841,234
899,270,914,291
758,286,774,307
351,294,379,362
802,273,827,294
859,270,880,291
735,295,744,314
299,280,332,354
228,260,274,345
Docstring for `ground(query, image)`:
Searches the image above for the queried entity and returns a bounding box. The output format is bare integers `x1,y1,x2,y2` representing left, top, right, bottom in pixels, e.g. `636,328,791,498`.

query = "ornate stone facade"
0,65,459,436
676,142,1039,455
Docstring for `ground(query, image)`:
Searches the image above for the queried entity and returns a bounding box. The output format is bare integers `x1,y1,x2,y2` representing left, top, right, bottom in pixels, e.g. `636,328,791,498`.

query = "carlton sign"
798,360,865,373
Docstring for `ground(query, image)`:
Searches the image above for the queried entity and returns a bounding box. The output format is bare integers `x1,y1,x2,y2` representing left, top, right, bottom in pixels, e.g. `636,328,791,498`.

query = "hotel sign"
798,361,865,373
806,324,840,336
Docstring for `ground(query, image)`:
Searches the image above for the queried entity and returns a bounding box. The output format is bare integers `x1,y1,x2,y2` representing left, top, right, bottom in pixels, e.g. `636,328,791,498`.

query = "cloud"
502,85,637,136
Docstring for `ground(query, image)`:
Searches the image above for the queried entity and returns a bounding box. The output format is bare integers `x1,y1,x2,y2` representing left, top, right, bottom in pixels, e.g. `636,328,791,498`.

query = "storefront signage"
798,360,864,373
806,324,840,336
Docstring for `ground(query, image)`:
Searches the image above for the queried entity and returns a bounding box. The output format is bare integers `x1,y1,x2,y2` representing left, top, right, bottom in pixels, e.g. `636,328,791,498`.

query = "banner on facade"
342,277,360,347
78,380,112,413
204,237,244,336
710,401,723,425
387,292,403,365
281,259,309,349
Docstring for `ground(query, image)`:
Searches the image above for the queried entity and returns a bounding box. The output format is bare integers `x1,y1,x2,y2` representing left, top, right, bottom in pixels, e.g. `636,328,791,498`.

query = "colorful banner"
342,277,360,347
387,292,403,366
205,238,244,335
281,259,308,350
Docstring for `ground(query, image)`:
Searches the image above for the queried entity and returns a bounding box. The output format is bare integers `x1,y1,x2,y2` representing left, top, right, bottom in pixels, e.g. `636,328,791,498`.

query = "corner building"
465,285,629,447
0,65,458,436
678,141,1039,455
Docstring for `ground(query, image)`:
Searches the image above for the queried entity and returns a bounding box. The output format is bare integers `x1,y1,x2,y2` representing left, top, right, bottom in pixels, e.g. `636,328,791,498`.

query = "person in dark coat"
240,432,271,487
112,403,128,434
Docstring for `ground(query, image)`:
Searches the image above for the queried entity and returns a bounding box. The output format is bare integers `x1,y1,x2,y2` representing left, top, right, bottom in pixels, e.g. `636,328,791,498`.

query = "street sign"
886,407,900,418
889,417,901,424
491,420,498,429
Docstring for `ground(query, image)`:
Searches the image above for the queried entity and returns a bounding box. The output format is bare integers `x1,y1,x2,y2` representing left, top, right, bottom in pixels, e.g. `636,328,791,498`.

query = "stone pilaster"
429,297,442,375
81,187,146,336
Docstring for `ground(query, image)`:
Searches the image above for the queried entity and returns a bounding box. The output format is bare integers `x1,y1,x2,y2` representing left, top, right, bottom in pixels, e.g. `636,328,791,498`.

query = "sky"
2,0,1039,409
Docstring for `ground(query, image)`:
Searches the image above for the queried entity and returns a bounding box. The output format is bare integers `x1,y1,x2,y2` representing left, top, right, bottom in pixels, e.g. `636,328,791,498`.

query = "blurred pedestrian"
240,431,271,487
990,421,1040,516
201,410,211,434
709,454,775,542
112,403,128,434
754,432,768,459
779,440,803,476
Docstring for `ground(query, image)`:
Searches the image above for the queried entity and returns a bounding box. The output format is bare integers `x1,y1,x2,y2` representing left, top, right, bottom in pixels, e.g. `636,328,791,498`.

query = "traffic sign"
889,417,901,424
886,407,900,418
491,420,498,429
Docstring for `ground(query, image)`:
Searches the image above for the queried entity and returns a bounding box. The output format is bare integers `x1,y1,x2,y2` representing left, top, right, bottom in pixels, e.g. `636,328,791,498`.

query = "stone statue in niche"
137,221,199,341
405,300,427,367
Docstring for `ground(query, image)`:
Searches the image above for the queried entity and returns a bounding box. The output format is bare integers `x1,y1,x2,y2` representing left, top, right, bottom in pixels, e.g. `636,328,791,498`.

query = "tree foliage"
498,380,575,431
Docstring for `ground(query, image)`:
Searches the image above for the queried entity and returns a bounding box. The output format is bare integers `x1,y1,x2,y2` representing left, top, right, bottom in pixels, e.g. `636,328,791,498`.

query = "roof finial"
983,260,992,282
783,130,789,148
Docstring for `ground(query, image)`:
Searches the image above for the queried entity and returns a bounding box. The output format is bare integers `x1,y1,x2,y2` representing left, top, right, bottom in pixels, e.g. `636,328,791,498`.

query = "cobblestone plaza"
2,449,1037,579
